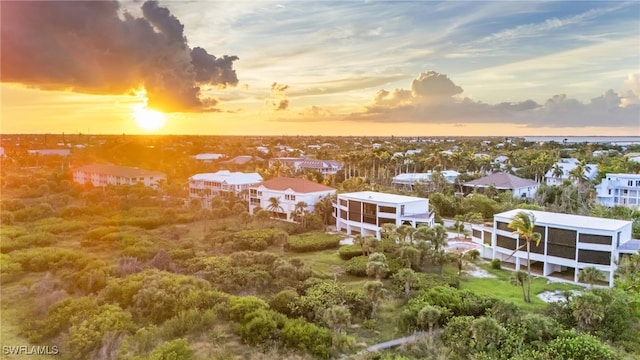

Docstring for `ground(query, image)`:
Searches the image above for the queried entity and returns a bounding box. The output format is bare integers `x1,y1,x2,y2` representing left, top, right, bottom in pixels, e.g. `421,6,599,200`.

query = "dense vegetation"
1,134,639,359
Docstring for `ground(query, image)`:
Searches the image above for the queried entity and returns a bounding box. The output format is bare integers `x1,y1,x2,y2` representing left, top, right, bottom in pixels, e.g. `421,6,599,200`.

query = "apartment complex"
188,171,263,207
335,191,435,239
595,173,640,209
72,164,166,188
470,209,636,287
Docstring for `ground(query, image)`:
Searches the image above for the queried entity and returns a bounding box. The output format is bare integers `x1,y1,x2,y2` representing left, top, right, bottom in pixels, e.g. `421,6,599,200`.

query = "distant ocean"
523,136,640,145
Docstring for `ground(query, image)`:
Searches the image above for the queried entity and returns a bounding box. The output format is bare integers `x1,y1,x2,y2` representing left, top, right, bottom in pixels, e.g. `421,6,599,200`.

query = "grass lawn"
460,264,582,312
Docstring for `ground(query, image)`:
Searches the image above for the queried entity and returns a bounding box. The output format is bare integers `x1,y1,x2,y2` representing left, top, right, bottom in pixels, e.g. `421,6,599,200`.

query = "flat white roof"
605,173,640,179
190,171,262,185
495,209,632,231
339,191,427,204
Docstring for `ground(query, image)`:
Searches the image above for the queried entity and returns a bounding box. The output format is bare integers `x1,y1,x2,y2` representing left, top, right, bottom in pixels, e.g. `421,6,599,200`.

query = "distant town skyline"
1,0,639,136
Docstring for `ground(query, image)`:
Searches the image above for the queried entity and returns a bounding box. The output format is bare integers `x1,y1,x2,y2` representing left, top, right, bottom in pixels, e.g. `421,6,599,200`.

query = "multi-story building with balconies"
188,171,262,207
470,209,637,287
335,191,435,239
72,164,166,188
595,173,640,209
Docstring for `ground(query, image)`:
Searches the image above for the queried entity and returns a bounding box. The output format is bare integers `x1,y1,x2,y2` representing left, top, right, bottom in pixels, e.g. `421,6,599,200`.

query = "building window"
339,199,347,207
636,180,640,187
250,198,260,206
379,206,396,214
608,189,611,195
285,194,296,201
496,221,511,232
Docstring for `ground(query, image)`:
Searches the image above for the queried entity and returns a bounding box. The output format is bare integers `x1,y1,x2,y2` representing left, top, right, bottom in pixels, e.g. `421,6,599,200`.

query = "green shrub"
211,228,283,251
84,226,121,240
0,232,57,253
148,338,194,360
11,248,89,272
34,219,88,234
345,256,368,277
288,233,341,253
0,225,28,239
1,198,26,212
491,259,501,269
0,254,23,282
227,296,270,322
338,245,363,260
281,317,332,358
160,309,217,339
12,203,54,222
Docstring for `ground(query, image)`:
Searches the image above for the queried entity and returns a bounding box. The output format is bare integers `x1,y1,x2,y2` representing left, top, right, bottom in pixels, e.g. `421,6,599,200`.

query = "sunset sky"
1,0,639,136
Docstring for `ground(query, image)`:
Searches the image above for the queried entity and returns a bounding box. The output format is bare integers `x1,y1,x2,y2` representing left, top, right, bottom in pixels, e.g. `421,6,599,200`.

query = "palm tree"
418,305,442,336
366,252,389,280
510,270,528,302
551,163,564,182
294,201,308,226
322,305,351,334
363,280,384,318
571,292,604,332
396,268,418,299
578,266,603,289
266,196,284,218
508,211,542,303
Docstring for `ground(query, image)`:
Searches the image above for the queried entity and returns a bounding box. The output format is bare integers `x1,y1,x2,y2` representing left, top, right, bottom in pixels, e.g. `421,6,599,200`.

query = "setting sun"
134,108,166,132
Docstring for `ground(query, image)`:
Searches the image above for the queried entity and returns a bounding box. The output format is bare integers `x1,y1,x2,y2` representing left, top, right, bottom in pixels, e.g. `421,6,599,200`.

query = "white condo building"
189,171,263,207
249,177,336,220
470,209,637,287
72,164,166,188
544,158,598,186
595,173,640,209
391,171,459,191
335,191,435,239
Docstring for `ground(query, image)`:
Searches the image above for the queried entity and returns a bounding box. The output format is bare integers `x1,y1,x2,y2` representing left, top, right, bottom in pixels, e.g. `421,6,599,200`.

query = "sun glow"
134,108,166,132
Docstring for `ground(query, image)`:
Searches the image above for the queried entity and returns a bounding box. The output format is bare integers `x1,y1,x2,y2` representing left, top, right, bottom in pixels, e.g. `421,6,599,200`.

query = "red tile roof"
256,177,335,193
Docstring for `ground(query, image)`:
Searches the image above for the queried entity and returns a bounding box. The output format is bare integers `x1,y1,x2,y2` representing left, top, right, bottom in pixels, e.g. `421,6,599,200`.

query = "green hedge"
345,256,368,277
338,245,363,260
287,233,342,253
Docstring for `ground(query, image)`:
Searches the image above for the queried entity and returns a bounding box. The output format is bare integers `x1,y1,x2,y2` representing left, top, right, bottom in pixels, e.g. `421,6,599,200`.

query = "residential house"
470,209,636,287
335,191,435,239
297,159,343,176
462,172,538,198
544,158,598,186
221,155,264,166
625,153,640,164
28,149,71,156
192,153,225,163
188,171,262,207
249,177,336,220
72,164,166,188
595,173,640,208
391,170,459,191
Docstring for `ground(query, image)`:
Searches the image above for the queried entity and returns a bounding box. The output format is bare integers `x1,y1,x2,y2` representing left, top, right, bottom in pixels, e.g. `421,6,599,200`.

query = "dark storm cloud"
0,0,239,112
347,71,640,128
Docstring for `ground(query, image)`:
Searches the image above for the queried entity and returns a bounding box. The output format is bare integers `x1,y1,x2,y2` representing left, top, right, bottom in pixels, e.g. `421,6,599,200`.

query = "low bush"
34,219,88,234
11,248,90,273
338,245,363,260
0,232,57,253
287,233,341,253
491,259,501,269
345,256,368,277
